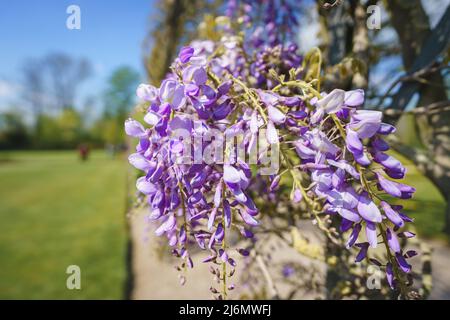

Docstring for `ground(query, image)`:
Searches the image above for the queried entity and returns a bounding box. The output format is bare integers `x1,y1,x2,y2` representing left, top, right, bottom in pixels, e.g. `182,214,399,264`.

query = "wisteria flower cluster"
126,0,418,299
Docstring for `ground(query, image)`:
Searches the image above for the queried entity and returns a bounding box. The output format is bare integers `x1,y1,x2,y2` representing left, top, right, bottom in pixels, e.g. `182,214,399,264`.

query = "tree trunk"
425,103,450,233
384,103,450,234
385,0,448,106
385,0,449,233
351,2,369,89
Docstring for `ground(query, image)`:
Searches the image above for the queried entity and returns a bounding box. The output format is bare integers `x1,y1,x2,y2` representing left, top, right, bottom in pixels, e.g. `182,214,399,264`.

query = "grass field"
0,151,128,299
387,150,447,239
0,149,446,299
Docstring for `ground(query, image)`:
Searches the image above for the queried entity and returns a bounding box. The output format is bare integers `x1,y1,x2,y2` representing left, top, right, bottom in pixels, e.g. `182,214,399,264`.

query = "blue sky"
0,0,156,112
0,0,447,115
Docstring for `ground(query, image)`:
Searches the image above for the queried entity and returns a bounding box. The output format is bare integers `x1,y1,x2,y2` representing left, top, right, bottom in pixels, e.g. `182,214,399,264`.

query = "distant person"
105,143,116,158
78,144,90,161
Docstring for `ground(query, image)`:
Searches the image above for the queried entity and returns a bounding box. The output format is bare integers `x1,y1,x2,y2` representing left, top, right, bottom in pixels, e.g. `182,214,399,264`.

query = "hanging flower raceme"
126,0,418,300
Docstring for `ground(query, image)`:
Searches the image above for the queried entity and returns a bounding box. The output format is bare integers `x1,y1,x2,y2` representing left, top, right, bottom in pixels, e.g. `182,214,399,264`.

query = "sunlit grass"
0,151,127,299
387,150,447,240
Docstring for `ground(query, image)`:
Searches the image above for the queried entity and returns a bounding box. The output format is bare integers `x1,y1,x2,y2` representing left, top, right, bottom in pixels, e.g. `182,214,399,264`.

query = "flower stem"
379,224,409,299
221,183,228,300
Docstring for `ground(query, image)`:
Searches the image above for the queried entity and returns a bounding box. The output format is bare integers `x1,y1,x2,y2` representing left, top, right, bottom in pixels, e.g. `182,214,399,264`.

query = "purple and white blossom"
125,0,417,299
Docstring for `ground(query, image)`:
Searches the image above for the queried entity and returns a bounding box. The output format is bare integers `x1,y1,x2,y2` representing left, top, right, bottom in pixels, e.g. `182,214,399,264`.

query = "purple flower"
348,110,382,139
327,187,359,210
136,177,156,195
214,183,222,208
288,110,307,120
365,221,378,248
125,119,147,138
340,218,354,232
355,242,369,262
183,66,207,86
217,81,232,95
223,200,231,228
179,46,195,63
335,208,361,223
344,89,364,107
266,121,279,144
239,209,259,226
294,140,315,159
398,231,415,239
129,153,154,171
380,201,404,228
396,253,411,273
346,223,361,248
386,263,395,289
219,249,229,263
346,128,363,154
371,136,389,152
309,129,339,156
136,84,158,102
376,173,415,199
284,96,303,107
214,223,225,242
223,165,241,184
213,101,232,120
155,215,176,236
144,112,161,126
386,228,401,253
292,189,303,203
378,123,396,135
268,105,286,124
125,16,417,293
208,208,218,231
282,265,295,278
405,250,418,258
373,152,406,179
311,89,345,124
269,175,281,191
357,192,382,223
240,227,254,239
327,159,360,179
377,173,402,198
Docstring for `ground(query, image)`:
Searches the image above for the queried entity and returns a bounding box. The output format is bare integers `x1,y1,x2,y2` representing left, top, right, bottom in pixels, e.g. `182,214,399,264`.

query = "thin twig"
254,253,280,299
374,62,449,109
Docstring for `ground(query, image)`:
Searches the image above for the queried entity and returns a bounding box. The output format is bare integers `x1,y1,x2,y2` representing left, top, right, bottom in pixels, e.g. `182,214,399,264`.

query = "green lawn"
0,151,127,299
0,149,446,299
387,150,447,239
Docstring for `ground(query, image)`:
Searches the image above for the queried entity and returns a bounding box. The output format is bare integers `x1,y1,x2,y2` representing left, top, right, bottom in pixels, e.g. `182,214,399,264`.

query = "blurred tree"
384,0,448,107
57,108,84,147
318,0,450,234
102,66,140,146
22,59,46,138
44,53,92,110
21,53,93,146
22,53,92,113
315,0,449,293
22,59,46,120
34,114,61,149
33,109,85,149
318,0,375,91
0,111,30,150
143,0,221,84
384,1,450,233
93,118,122,146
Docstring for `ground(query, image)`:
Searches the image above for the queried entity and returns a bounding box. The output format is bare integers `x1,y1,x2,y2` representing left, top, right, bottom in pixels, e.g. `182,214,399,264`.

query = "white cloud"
0,80,19,98
297,4,320,52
